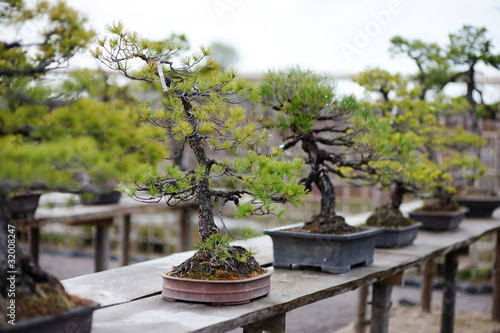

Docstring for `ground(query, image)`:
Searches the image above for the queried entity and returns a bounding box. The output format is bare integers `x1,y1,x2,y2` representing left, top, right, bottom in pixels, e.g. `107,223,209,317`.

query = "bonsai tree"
390,26,500,190
0,0,165,324
259,67,405,234
353,67,485,220
92,23,307,279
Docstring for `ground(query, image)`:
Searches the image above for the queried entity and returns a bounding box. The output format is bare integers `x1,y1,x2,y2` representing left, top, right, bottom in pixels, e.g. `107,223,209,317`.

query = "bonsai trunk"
316,169,336,217
389,181,406,211
301,137,336,218
182,98,219,242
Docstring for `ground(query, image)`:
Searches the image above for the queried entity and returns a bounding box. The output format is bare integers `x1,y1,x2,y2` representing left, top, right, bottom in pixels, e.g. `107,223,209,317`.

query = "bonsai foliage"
92,23,307,278
260,67,407,233
357,26,498,207
390,25,499,158
354,66,485,215
0,0,166,321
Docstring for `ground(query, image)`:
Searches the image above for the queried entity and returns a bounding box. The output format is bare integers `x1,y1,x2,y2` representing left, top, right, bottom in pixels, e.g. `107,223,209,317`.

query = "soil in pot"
365,206,421,248
167,244,266,280
289,214,361,235
163,236,270,305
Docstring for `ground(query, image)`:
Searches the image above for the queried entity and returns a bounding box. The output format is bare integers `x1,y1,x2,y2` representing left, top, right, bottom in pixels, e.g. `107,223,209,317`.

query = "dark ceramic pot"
408,207,469,231
456,197,500,218
161,268,273,305
6,192,42,219
80,190,122,205
374,222,422,248
0,302,99,333
264,225,382,273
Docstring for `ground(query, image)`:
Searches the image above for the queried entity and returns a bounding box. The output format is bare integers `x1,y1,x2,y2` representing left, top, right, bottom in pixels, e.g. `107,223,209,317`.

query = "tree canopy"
92,23,307,242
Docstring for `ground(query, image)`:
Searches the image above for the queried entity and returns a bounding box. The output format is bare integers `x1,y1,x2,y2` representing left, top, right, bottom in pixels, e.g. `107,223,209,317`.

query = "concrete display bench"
61,214,500,333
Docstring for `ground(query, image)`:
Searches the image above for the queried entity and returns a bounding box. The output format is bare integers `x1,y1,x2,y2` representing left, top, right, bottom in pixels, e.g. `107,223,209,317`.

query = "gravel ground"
38,249,495,333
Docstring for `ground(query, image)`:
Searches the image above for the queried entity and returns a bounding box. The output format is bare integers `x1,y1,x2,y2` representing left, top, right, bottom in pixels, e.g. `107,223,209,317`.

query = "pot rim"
409,206,469,217
379,221,423,231
456,196,500,202
263,224,383,240
161,266,274,283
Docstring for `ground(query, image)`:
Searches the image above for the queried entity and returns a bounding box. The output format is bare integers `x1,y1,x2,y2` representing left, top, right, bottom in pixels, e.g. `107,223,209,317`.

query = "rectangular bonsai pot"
0,302,100,333
263,225,382,273
408,207,469,231
375,222,422,249
456,197,500,218
4,192,42,219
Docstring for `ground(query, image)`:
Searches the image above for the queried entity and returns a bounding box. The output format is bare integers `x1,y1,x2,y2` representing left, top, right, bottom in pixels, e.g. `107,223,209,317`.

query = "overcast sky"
65,0,500,80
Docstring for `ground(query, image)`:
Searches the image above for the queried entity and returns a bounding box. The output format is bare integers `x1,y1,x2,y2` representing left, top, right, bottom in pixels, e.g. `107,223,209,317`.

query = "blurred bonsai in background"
389,25,499,192
354,65,484,216
0,0,165,320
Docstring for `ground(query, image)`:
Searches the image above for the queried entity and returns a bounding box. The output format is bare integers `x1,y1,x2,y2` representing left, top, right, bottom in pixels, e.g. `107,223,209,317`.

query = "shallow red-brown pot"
161,268,273,305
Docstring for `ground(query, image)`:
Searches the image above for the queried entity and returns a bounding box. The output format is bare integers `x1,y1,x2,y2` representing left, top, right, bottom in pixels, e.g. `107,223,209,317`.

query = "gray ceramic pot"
408,207,468,231
456,197,500,218
0,303,99,333
374,222,422,248
264,225,382,273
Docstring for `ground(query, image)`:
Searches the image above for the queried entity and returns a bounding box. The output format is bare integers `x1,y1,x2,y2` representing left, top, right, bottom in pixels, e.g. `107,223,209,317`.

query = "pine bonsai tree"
259,67,404,233
390,25,499,190
92,23,307,279
353,67,485,220
0,0,165,324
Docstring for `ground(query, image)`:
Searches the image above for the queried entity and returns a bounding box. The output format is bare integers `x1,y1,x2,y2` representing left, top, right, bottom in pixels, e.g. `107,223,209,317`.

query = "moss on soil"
366,206,414,228
289,214,361,235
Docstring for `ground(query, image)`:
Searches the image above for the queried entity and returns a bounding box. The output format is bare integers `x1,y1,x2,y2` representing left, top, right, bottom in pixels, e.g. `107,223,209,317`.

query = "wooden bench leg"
370,272,403,333
242,313,286,333
118,214,131,266
356,285,370,333
95,225,110,272
371,283,393,333
441,250,458,333
29,227,40,266
421,258,435,313
493,230,500,321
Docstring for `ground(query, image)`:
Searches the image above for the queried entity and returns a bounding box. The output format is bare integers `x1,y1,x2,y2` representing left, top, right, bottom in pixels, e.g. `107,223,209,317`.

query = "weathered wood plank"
63,218,500,333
